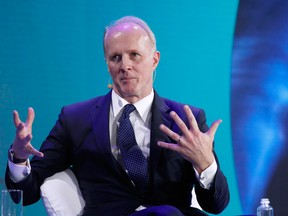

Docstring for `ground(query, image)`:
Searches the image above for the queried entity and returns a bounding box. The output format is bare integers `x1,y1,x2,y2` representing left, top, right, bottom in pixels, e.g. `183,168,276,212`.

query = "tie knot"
121,104,136,119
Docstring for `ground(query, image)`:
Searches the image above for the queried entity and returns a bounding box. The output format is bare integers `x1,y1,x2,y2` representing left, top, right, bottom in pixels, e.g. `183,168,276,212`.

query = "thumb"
207,119,222,138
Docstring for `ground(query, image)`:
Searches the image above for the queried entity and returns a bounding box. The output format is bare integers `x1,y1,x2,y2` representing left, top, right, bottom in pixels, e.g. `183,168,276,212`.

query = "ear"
152,51,160,69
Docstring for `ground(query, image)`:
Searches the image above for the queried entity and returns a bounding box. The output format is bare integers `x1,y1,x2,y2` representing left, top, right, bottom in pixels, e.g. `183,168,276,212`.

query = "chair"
41,169,201,216
40,168,85,216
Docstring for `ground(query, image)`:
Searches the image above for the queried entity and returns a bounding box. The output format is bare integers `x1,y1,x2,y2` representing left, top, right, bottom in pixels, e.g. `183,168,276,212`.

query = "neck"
113,89,153,104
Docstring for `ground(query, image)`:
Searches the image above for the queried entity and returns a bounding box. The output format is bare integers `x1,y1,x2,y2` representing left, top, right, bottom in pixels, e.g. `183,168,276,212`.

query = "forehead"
110,22,144,34
105,22,150,47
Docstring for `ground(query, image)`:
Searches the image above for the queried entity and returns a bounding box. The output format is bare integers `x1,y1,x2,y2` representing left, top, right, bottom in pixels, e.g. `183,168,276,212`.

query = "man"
6,16,229,216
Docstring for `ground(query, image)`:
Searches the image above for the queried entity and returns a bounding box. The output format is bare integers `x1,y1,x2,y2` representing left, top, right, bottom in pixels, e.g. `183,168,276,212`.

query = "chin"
121,84,137,93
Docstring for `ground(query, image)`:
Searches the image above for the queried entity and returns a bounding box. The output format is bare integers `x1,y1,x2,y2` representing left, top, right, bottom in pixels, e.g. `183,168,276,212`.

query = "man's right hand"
12,107,44,162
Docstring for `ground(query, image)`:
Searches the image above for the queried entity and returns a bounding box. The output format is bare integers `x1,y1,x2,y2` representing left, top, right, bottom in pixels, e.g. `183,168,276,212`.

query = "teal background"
0,1,240,215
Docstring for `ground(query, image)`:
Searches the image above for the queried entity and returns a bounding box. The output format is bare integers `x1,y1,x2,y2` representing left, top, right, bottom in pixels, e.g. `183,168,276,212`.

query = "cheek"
108,64,118,75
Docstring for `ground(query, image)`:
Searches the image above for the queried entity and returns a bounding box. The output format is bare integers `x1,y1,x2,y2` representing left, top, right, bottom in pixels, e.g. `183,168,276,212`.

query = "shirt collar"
111,89,154,121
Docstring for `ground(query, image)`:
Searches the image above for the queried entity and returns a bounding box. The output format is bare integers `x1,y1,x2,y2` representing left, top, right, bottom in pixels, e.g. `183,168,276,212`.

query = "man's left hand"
157,105,221,174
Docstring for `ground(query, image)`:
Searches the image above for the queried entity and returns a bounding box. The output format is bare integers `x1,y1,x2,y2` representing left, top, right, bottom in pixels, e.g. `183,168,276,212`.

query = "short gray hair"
103,16,157,53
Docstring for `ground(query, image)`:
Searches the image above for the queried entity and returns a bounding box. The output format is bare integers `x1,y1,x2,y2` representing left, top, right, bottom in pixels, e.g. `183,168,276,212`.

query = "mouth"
121,77,136,81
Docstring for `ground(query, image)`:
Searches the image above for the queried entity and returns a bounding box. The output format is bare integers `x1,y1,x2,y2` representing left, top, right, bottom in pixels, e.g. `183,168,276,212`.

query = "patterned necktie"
117,104,149,193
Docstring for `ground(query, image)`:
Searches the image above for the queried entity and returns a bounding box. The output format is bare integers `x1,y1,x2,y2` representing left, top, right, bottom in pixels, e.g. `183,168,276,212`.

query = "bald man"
6,16,229,216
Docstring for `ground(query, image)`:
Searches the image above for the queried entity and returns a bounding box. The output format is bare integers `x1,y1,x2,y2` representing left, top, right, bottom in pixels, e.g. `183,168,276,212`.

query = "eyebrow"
108,49,143,56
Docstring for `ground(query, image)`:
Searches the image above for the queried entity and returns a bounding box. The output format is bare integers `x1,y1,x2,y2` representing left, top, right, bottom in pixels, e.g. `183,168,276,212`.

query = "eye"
130,52,140,58
110,54,122,62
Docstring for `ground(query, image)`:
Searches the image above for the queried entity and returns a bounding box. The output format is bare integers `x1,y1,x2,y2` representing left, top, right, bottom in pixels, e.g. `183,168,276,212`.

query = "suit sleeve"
193,108,230,214
5,107,71,205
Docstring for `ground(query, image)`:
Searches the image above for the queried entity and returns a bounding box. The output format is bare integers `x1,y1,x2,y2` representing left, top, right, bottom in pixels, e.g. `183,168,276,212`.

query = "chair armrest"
40,169,85,216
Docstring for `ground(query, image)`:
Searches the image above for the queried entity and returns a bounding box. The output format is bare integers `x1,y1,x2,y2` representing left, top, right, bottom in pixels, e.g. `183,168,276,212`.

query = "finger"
28,146,44,158
207,119,222,137
26,107,35,126
22,142,44,157
157,141,180,152
169,111,190,135
183,105,198,131
23,134,33,144
16,121,25,132
159,124,182,143
15,122,26,139
13,110,21,127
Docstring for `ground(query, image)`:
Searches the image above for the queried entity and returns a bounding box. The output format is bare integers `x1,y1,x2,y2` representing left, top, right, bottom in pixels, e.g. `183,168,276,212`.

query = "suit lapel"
90,91,114,158
149,91,173,177
89,91,131,179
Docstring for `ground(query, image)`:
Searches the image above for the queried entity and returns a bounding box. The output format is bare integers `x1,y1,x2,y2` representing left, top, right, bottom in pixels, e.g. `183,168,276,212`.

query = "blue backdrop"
0,1,240,215
231,0,288,215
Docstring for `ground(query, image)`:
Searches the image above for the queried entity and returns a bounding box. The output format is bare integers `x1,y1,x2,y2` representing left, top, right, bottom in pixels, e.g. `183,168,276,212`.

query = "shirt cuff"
193,159,217,189
8,159,31,183
135,205,147,211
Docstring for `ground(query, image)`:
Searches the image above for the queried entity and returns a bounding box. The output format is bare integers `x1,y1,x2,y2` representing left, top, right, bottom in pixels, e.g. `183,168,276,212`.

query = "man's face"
104,23,160,103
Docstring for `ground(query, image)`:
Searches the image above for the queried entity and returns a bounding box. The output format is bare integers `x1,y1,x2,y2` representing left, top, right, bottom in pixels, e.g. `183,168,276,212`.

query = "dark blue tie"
117,104,149,193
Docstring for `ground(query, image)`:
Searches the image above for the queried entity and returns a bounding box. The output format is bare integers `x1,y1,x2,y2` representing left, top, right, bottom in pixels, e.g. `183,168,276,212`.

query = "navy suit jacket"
6,90,229,216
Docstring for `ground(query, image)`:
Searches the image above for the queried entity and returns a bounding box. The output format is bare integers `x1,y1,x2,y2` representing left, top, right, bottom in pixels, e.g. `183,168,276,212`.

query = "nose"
120,55,132,72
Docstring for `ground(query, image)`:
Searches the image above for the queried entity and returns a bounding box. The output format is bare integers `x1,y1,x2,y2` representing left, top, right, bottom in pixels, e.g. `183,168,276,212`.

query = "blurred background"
0,0,287,215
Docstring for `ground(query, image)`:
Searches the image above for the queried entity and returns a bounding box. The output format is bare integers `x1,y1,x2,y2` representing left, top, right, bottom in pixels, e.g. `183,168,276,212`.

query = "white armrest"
40,169,85,216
